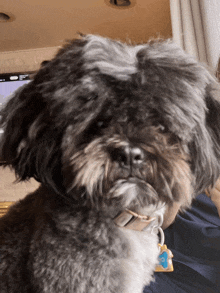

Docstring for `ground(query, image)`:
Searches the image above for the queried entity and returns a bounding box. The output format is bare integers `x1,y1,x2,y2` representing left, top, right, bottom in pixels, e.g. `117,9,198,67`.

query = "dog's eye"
86,119,110,138
154,123,166,132
96,118,111,130
97,121,106,128
159,124,166,132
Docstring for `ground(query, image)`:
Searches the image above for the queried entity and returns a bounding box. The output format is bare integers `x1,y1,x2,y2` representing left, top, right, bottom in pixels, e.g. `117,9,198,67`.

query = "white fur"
119,204,166,293
120,228,159,293
83,35,144,81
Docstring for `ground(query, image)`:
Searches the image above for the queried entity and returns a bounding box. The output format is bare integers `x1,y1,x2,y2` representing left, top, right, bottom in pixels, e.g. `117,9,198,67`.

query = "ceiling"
0,0,172,53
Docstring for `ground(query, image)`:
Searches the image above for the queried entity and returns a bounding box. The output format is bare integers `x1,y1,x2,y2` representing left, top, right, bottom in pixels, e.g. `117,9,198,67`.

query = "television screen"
0,73,32,135
0,73,31,105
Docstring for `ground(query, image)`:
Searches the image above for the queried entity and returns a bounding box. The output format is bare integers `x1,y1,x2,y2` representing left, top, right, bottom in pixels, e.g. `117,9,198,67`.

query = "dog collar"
114,209,174,271
113,209,156,231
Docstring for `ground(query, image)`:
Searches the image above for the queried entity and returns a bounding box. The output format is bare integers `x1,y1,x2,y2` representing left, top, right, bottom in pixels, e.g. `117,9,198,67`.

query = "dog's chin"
108,177,160,214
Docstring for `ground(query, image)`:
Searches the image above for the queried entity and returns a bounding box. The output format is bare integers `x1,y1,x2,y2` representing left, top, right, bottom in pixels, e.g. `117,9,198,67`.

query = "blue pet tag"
155,226,174,272
155,244,174,272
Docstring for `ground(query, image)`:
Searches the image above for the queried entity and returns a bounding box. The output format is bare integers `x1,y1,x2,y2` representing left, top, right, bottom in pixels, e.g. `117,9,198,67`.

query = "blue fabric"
144,193,220,293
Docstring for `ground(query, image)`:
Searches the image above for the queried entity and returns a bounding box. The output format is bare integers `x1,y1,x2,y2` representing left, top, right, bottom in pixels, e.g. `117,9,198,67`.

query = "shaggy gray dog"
0,35,220,293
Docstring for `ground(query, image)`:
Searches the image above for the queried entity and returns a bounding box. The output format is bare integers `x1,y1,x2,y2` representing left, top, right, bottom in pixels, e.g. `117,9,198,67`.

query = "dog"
0,34,220,293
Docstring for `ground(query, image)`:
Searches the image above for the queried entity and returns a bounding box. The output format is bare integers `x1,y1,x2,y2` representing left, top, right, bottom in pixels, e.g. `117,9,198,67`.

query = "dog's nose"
114,146,145,168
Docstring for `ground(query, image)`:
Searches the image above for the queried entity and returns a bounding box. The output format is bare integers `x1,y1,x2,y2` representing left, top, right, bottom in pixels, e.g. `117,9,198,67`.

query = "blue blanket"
144,193,220,293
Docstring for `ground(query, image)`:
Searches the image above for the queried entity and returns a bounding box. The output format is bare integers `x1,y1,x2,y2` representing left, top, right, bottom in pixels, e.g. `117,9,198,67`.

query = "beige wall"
0,47,59,74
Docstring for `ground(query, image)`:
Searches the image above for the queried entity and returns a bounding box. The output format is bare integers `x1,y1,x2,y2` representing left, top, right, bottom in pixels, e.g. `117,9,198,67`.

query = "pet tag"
155,244,174,272
155,227,174,272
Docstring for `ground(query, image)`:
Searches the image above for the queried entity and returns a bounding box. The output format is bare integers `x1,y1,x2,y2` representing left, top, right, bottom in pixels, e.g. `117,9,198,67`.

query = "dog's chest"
29,212,131,292
29,209,160,293
118,228,159,293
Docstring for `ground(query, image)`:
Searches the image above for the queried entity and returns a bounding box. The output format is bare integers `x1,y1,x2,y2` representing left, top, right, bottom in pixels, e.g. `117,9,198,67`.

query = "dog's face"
1,35,220,216
62,91,192,215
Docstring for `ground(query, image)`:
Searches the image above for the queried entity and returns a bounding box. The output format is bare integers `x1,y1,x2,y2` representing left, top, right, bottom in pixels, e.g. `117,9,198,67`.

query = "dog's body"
0,35,220,293
1,186,162,293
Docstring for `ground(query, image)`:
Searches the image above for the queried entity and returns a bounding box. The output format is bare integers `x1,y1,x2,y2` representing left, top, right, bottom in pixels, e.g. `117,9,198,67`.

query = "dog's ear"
0,36,105,195
0,82,64,194
0,37,91,195
190,82,220,194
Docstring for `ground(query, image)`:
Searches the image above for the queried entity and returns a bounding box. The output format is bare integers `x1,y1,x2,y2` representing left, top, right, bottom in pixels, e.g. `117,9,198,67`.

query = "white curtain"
170,0,220,75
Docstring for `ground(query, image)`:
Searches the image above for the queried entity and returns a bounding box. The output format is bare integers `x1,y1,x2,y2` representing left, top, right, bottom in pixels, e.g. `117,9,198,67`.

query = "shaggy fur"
0,35,220,293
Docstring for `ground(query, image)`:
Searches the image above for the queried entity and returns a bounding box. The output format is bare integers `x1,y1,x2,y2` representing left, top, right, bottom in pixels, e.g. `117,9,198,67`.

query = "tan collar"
114,209,156,231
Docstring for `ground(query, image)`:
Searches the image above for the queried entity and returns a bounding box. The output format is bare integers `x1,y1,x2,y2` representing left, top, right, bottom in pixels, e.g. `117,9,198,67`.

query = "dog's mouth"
108,177,160,213
109,177,156,198
110,177,166,231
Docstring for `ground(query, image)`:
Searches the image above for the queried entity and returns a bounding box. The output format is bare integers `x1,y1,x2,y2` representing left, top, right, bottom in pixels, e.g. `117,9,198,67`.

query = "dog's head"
1,35,220,215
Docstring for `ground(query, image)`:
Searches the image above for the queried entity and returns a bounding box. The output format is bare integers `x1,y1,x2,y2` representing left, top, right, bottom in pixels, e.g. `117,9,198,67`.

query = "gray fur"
0,35,220,292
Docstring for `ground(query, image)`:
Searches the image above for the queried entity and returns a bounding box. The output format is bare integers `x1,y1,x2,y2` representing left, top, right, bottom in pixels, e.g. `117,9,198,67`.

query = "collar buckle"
114,209,156,231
